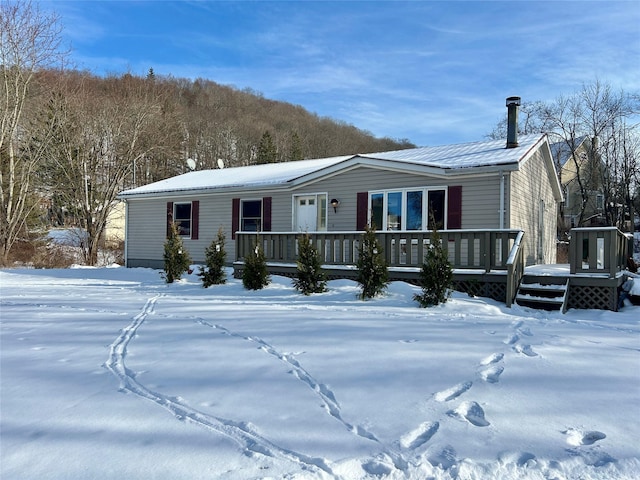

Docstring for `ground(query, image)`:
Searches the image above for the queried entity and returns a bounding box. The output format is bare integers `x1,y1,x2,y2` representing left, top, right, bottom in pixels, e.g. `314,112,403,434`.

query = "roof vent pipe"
506,96,521,149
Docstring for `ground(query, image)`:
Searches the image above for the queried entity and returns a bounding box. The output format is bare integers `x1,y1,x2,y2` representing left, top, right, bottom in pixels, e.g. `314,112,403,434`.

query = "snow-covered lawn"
1,266,638,480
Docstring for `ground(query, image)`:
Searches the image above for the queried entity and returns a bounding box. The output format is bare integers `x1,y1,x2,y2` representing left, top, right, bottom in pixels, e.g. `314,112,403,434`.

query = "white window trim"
173,201,192,237
368,187,448,231
240,198,263,232
291,192,328,231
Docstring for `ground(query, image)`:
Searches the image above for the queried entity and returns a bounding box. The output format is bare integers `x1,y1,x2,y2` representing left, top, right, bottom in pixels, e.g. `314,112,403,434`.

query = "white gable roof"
120,155,354,197
361,134,543,169
119,134,549,198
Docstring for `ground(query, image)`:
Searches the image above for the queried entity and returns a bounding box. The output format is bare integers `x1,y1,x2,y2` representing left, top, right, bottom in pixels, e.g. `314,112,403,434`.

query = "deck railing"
568,227,630,278
236,229,524,272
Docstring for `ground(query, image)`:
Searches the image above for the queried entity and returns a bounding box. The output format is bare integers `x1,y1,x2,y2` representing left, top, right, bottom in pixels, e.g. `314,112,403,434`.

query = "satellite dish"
217,158,225,169
186,158,196,171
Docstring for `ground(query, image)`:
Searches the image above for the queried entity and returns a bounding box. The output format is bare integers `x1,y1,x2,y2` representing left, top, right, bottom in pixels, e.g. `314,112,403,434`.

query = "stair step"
515,279,570,313
519,282,567,292
516,294,564,305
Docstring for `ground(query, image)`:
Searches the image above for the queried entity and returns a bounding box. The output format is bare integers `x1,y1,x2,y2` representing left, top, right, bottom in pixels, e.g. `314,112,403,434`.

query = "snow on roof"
119,155,354,197
361,133,544,169
549,135,589,167
119,134,546,198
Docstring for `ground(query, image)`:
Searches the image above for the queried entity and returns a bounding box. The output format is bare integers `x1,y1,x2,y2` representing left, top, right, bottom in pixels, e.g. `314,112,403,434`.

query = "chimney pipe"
506,96,521,149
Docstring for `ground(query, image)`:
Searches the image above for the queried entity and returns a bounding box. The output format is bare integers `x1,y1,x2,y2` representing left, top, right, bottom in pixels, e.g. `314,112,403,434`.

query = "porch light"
330,198,340,213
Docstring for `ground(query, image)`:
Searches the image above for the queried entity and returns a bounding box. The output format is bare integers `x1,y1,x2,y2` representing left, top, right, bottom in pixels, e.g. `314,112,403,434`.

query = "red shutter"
191,200,199,240
356,192,368,230
262,197,272,232
166,202,174,238
231,198,240,239
447,186,462,229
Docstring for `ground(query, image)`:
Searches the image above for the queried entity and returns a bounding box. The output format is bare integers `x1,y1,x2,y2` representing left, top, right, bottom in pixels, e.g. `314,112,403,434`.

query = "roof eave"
118,182,292,200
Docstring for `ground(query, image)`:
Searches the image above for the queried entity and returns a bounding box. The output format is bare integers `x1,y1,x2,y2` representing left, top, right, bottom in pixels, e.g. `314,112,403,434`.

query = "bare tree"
488,81,639,232
0,0,65,264
42,73,174,265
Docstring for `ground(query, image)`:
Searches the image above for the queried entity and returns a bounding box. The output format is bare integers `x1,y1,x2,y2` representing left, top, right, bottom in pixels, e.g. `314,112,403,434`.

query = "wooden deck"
233,227,632,312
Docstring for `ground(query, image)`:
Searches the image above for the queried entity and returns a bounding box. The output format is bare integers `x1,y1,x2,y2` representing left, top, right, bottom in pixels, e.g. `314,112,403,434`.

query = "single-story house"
119,99,563,271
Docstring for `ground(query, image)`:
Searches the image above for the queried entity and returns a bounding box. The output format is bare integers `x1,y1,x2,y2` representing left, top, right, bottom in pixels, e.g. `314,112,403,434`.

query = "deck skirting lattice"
567,284,617,311
453,279,506,303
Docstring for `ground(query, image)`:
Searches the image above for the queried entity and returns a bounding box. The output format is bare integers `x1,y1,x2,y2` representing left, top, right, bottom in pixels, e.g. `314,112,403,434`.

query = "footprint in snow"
448,401,490,427
514,344,538,357
427,445,458,470
480,352,504,366
479,365,504,384
433,381,472,402
498,451,537,467
517,326,533,336
400,421,439,450
503,333,519,345
564,428,606,446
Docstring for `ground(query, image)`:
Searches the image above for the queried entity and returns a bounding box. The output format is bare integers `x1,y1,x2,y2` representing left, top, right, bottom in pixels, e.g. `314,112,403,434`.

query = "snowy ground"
1,266,639,480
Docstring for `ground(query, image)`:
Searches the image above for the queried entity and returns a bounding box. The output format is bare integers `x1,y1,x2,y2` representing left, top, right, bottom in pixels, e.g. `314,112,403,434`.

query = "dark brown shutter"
191,200,199,240
262,197,272,232
231,198,240,239
166,202,174,238
447,186,462,229
356,192,368,230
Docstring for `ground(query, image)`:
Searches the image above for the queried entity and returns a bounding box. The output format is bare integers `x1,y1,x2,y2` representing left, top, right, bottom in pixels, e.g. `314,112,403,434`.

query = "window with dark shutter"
191,201,199,240
232,198,240,239
262,197,272,232
447,186,462,229
166,202,174,238
356,192,369,230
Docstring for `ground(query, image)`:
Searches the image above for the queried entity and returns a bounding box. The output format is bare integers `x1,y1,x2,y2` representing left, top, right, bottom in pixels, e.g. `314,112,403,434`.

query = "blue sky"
42,0,639,147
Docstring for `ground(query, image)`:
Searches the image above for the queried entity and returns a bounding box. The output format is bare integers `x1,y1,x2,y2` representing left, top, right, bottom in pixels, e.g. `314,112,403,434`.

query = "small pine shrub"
293,233,327,295
162,222,192,283
242,236,270,290
356,224,389,300
414,227,453,307
199,227,227,287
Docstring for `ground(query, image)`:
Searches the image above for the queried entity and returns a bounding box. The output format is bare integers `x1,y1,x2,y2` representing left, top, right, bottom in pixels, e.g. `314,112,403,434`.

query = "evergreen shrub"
356,224,389,300
293,233,327,295
242,236,270,290
199,227,227,287
162,222,192,283
414,227,453,307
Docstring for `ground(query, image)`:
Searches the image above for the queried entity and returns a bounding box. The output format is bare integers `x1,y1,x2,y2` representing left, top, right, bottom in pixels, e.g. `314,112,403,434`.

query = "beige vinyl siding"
126,193,241,267
125,199,167,268
290,166,503,230
125,166,507,267
508,149,558,265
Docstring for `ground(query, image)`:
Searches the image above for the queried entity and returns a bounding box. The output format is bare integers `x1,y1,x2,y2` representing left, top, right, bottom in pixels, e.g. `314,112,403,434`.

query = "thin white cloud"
46,0,640,146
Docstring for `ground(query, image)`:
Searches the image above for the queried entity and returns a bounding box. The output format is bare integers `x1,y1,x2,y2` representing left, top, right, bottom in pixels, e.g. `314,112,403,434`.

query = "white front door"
295,196,317,231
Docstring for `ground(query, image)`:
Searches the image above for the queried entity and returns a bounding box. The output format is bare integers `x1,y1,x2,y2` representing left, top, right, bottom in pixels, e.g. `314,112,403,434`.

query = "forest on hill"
1,1,413,265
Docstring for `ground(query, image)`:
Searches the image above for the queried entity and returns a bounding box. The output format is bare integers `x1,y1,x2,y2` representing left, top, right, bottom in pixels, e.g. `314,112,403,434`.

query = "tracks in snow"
105,295,335,477
107,296,608,476
196,319,379,442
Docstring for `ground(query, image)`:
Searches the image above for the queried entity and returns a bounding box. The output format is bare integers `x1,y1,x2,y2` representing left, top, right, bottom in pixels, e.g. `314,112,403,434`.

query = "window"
596,194,604,210
174,203,192,236
241,200,262,232
369,188,447,230
406,191,423,230
427,190,446,230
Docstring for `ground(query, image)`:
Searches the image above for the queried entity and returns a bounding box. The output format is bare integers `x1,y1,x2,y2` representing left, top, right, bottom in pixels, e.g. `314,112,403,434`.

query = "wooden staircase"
515,275,570,313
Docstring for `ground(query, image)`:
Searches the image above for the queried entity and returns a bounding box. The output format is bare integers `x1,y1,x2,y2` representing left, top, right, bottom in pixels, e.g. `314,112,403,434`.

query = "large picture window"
369,188,447,231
